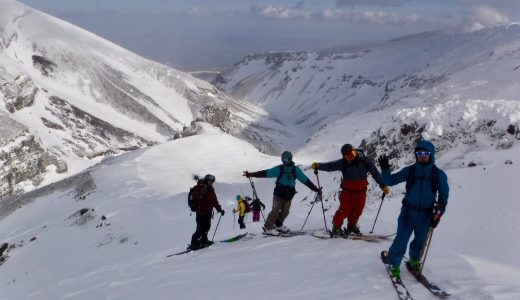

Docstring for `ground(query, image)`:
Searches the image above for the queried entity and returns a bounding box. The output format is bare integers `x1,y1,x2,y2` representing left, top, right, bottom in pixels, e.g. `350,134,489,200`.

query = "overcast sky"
19,0,519,70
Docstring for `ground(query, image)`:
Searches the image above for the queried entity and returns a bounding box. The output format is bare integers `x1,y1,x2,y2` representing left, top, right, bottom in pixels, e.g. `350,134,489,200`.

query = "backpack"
187,184,199,212
276,165,296,185
242,199,251,213
405,164,439,196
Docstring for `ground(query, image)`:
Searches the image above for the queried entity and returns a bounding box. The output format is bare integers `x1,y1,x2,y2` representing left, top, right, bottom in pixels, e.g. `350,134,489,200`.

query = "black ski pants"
191,211,212,245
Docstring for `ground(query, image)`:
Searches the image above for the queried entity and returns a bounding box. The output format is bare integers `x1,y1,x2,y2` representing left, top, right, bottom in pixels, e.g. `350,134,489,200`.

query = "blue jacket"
382,140,449,214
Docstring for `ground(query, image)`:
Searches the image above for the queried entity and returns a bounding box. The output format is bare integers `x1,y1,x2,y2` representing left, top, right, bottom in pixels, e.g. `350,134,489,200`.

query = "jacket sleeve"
364,157,386,189
437,169,449,215
295,167,319,192
382,166,410,187
250,166,280,178
210,189,222,212
317,159,342,172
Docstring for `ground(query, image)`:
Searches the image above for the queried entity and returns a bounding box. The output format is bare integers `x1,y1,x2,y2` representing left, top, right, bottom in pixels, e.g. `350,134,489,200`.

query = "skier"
189,174,225,250
310,144,389,236
244,151,321,234
378,140,449,278
233,195,248,229
250,196,265,222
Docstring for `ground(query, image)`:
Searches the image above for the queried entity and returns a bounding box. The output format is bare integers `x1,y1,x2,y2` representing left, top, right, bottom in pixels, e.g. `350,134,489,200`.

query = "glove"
378,155,390,171
431,212,441,228
316,187,322,195
220,209,225,216
382,186,390,195
310,162,319,170
232,209,236,213
189,204,198,212
243,171,251,178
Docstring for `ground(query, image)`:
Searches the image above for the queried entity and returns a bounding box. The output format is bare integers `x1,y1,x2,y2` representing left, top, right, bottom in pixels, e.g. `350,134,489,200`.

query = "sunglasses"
415,151,431,157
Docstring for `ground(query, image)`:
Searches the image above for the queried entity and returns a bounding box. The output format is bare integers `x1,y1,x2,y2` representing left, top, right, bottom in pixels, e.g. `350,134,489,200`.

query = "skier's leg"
409,212,431,261
388,208,414,267
200,214,212,244
332,191,353,228
347,189,367,226
191,213,204,245
264,196,283,230
276,198,292,226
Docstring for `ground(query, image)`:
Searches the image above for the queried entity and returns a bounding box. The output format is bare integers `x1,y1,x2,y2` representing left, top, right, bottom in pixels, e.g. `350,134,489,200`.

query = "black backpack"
276,165,296,185
187,184,200,212
242,199,251,213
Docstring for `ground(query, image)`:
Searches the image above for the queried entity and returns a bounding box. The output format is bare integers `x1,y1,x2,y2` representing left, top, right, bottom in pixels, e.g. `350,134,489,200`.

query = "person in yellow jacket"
233,195,249,229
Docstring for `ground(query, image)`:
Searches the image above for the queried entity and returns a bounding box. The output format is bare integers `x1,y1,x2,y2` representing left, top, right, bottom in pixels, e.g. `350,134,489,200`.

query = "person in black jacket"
189,174,225,249
311,144,389,236
249,196,265,222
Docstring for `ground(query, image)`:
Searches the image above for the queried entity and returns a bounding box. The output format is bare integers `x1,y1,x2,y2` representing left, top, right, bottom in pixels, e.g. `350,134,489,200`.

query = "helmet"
203,174,215,183
281,151,293,165
236,195,241,201
340,144,354,155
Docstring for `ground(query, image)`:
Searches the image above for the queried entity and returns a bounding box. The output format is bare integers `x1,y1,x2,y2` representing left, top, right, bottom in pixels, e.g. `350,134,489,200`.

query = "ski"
381,251,414,300
262,231,306,238
310,231,395,241
166,243,212,257
405,261,450,298
220,233,248,243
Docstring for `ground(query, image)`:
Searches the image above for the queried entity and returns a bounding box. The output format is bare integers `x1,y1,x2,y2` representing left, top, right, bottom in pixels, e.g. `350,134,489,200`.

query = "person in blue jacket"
378,140,449,278
244,151,321,234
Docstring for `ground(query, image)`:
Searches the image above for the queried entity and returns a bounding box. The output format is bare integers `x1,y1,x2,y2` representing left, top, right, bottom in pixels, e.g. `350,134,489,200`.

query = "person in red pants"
311,144,389,236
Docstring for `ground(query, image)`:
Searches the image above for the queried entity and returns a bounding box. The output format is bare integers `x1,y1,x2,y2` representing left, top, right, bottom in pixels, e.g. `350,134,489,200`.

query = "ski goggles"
415,151,431,157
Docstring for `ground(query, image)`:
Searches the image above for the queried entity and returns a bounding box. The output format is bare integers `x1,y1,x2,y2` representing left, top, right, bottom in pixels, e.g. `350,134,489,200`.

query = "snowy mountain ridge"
216,24,520,166
0,0,287,199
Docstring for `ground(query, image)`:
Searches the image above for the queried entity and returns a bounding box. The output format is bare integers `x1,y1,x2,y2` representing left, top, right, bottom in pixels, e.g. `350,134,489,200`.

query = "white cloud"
322,9,420,25
336,0,403,7
464,5,510,30
251,5,311,19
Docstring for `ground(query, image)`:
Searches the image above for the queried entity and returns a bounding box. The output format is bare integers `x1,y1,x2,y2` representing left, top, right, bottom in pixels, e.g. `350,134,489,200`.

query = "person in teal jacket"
244,151,321,234
378,140,449,278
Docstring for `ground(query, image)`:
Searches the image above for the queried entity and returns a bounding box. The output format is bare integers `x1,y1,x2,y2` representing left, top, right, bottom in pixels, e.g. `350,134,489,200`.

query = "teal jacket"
249,162,318,200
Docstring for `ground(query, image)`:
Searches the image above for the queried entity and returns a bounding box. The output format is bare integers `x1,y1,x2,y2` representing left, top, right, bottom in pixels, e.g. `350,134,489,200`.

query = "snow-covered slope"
0,130,518,299
0,0,287,199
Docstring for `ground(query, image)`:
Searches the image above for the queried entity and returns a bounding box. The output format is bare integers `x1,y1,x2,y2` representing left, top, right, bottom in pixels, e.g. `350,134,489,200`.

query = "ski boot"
345,224,362,236
330,225,347,237
407,258,422,275
390,265,401,279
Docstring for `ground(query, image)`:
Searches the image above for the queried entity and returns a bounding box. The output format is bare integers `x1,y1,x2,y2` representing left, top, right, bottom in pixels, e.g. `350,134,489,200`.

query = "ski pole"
300,193,317,231
369,193,386,234
315,169,329,232
248,177,259,200
211,214,222,242
420,227,434,274
233,211,236,231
